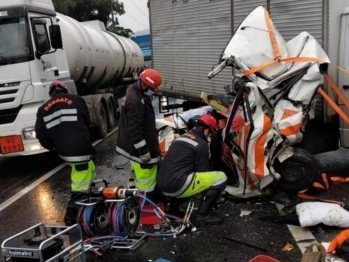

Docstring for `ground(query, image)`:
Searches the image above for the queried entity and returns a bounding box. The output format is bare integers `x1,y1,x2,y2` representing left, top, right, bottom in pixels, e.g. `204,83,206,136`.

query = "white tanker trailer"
0,0,144,157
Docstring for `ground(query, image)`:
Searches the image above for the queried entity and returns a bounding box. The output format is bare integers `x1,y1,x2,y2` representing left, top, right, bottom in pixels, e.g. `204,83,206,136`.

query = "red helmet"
140,69,162,90
199,114,218,132
49,80,67,96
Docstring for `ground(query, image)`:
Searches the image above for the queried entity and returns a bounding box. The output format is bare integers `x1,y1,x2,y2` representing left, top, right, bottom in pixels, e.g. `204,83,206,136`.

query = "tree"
107,25,133,38
52,0,133,38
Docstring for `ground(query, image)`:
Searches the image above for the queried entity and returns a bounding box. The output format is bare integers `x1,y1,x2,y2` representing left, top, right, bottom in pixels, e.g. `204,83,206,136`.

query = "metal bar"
1,223,43,248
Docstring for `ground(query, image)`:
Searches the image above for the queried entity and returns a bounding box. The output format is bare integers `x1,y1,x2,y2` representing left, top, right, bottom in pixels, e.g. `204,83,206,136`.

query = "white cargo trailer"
0,0,144,156
149,0,349,153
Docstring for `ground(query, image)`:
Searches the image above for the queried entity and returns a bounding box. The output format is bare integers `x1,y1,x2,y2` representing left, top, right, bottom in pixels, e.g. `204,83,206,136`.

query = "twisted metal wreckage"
159,5,349,199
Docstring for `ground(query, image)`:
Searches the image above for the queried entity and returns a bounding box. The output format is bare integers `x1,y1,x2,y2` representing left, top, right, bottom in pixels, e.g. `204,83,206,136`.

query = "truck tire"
96,104,108,138
274,147,317,192
107,99,115,130
296,118,339,154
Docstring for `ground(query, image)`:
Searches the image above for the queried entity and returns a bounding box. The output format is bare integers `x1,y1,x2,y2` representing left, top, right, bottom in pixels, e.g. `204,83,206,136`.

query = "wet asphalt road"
0,152,63,203
0,131,303,262
1,132,349,261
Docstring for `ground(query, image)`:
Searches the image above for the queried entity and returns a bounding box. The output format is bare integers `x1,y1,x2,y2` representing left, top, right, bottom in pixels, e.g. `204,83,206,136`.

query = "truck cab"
0,0,69,156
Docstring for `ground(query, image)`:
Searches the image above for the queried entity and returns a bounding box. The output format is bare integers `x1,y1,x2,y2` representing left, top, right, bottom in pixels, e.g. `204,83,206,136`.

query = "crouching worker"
157,114,227,226
35,80,96,226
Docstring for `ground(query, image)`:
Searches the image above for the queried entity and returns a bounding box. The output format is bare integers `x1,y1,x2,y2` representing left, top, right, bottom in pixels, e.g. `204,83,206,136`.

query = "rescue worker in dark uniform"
35,80,95,226
157,114,227,225
116,69,162,201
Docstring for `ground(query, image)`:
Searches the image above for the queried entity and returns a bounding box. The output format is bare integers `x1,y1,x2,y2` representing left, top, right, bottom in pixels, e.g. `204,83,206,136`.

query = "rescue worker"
157,114,228,226
35,80,95,226
116,69,162,201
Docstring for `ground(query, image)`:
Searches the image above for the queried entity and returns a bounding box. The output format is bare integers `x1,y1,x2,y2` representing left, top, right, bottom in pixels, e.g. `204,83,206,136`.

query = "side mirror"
208,60,227,79
49,24,63,49
35,50,42,59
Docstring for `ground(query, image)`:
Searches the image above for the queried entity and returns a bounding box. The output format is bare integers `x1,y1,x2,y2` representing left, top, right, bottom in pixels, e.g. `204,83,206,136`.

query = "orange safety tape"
297,192,343,205
324,74,349,111
318,87,349,126
264,9,281,61
331,63,349,76
321,173,330,189
243,56,325,76
328,230,349,253
312,182,326,189
331,176,349,183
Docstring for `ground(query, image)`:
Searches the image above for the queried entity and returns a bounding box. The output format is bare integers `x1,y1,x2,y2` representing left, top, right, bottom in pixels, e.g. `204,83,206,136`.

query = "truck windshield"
0,16,31,63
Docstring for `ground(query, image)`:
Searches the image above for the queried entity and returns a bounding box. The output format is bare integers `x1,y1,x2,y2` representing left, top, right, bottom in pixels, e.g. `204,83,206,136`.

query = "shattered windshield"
0,16,30,62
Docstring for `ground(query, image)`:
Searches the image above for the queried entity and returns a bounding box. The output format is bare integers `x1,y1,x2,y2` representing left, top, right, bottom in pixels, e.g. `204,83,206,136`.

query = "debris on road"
282,243,295,251
240,209,254,217
223,236,268,252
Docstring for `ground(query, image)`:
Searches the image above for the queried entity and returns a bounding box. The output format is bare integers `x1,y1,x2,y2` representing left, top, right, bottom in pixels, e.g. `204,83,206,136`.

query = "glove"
140,152,151,163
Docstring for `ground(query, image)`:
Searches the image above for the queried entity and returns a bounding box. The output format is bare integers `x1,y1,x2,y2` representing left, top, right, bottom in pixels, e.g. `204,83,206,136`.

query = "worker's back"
157,129,209,194
35,92,93,158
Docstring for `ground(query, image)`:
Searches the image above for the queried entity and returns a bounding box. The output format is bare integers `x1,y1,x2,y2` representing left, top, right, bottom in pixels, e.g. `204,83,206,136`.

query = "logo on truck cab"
0,82,20,88
41,59,52,71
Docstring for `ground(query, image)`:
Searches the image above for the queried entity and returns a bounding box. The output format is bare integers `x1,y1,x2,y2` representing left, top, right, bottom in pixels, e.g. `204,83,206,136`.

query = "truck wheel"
96,104,108,138
296,118,339,154
274,147,317,192
107,99,115,130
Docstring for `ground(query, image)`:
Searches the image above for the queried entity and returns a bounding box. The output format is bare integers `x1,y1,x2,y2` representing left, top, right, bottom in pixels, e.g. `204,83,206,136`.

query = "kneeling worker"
157,114,227,225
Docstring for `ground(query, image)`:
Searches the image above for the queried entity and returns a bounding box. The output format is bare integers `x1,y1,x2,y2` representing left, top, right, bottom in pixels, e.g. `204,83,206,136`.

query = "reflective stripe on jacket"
35,92,94,159
116,84,160,163
157,129,210,193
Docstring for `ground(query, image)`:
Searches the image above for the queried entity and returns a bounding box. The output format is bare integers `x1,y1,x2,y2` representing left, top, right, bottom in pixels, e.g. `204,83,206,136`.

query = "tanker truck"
0,0,144,156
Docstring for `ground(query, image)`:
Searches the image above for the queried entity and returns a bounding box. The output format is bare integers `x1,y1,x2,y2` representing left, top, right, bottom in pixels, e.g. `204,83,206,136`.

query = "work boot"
165,198,186,218
192,188,224,226
64,207,79,226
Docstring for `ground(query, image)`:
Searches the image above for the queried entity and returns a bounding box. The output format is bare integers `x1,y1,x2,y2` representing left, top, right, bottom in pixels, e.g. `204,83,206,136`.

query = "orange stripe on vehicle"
254,115,272,180
281,109,299,120
159,140,166,157
280,122,302,137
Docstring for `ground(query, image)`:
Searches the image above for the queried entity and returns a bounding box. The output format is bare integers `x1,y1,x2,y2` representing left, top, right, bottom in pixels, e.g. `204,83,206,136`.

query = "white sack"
296,202,349,228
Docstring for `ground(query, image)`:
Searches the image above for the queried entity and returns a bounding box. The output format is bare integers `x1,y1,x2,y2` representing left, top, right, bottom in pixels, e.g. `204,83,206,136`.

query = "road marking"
0,127,118,213
275,203,316,254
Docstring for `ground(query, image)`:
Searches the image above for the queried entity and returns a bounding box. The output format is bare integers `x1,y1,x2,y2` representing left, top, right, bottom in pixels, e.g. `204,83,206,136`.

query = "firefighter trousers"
131,161,157,193
67,160,96,208
163,171,227,198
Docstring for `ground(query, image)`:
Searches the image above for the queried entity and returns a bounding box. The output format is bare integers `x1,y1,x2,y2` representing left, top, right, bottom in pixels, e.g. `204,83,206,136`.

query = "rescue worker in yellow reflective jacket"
35,80,96,226
116,69,162,201
157,114,227,226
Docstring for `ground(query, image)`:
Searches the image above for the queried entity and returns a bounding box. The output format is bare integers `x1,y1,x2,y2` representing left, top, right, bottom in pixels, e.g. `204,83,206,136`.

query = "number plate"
0,135,24,154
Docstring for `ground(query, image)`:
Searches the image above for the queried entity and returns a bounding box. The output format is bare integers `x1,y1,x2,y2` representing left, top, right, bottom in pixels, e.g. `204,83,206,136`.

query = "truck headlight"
23,128,36,139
